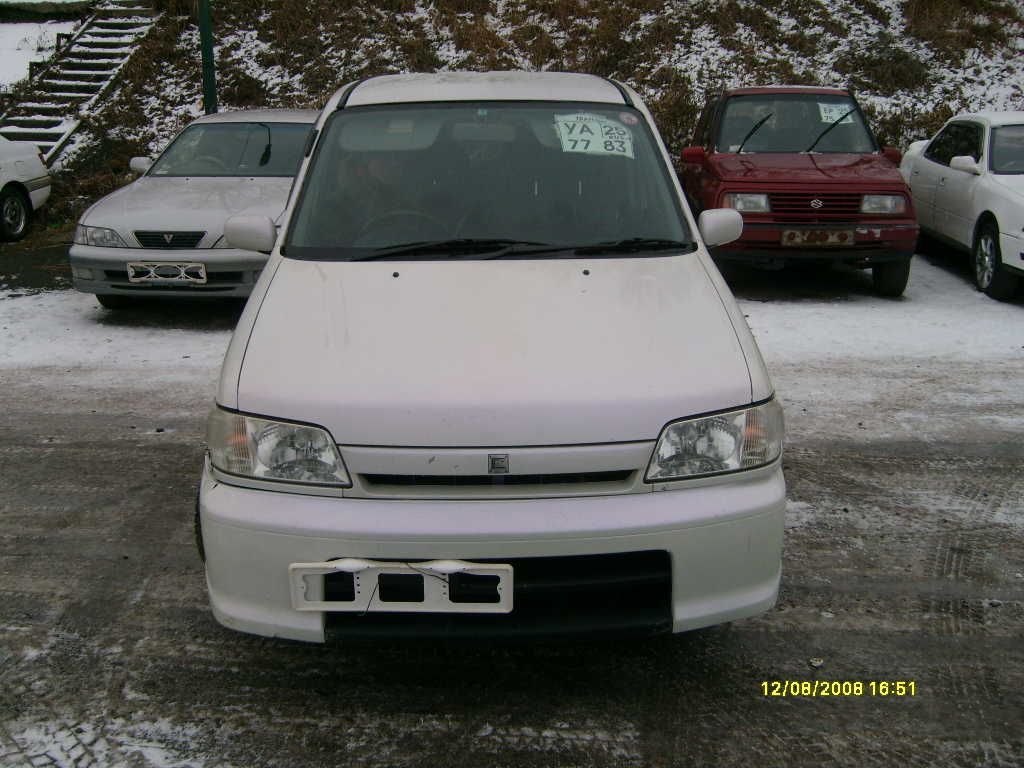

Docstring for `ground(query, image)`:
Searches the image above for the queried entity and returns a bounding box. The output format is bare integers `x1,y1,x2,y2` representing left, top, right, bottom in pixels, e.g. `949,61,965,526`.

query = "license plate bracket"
781,229,855,247
289,558,514,614
126,262,207,284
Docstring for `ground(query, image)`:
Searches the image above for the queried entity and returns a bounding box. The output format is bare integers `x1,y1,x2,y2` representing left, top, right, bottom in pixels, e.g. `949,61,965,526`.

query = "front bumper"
69,244,267,298
713,221,918,265
199,458,786,643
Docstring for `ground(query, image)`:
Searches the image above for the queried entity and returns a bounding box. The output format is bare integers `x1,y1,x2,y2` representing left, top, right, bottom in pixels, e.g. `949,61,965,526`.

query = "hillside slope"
38,0,1024,228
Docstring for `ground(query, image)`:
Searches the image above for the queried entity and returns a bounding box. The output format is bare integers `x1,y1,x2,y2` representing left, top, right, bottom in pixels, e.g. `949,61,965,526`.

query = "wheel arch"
974,210,999,242
1,180,32,210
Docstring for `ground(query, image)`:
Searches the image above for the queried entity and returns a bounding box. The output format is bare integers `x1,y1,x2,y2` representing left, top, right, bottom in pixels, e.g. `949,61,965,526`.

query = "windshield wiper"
805,107,857,153
572,238,696,255
349,238,549,261
735,112,773,154
257,122,272,166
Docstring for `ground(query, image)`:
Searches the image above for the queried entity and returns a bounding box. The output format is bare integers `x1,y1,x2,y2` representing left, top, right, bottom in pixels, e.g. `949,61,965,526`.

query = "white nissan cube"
199,72,785,642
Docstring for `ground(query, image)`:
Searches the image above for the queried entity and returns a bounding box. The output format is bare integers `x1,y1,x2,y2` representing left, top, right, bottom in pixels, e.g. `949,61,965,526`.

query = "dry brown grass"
904,0,1022,56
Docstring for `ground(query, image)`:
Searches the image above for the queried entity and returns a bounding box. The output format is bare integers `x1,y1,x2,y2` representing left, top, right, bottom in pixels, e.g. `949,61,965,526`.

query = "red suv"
679,86,918,296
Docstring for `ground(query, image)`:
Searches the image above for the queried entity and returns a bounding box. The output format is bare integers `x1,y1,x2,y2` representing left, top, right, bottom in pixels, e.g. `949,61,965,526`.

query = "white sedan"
0,135,50,241
901,111,1024,300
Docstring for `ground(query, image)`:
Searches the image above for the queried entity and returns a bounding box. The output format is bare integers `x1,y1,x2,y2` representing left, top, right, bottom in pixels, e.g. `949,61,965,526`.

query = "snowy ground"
0,19,77,88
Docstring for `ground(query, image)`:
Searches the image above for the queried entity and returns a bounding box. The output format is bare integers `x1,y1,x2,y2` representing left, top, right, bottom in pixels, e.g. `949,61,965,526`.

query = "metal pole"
198,0,217,114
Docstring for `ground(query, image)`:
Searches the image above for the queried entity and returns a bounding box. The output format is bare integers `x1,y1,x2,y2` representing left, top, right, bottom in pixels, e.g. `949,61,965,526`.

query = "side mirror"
881,146,902,165
129,156,153,175
224,215,277,253
681,146,706,165
949,155,981,175
698,208,743,247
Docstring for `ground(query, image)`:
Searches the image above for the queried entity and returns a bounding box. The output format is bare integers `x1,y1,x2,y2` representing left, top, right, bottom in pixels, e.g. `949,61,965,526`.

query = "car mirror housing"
949,155,981,176
129,157,153,175
224,215,277,253
681,146,706,165
698,208,743,247
882,146,902,165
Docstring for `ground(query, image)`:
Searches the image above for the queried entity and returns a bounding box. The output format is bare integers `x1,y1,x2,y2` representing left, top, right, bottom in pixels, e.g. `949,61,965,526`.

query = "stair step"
46,92,93,101
15,103,70,115
0,117,66,129
42,80,103,93
73,39,135,49
59,58,121,70
0,128,67,143
95,7,158,18
55,71,110,82
62,49,127,61
83,29,144,38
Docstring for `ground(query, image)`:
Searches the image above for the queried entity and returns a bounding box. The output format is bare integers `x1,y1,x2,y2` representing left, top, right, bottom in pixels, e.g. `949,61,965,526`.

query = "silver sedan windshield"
150,122,312,178
287,103,690,258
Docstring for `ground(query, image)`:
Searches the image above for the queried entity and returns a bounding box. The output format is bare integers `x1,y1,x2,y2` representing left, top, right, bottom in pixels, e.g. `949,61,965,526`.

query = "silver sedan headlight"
860,194,906,214
74,224,128,248
207,407,351,487
646,399,784,482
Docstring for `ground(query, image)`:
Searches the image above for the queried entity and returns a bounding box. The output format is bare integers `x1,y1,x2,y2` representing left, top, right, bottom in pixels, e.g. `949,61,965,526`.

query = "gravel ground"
0,250,1022,767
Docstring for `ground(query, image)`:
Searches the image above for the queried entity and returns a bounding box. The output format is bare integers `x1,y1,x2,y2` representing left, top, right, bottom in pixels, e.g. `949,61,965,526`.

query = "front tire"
973,221,1018,301
0,186,30,241
871,258,911,297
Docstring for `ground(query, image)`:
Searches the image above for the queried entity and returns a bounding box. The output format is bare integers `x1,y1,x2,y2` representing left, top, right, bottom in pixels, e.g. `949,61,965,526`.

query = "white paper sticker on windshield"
818,103,854,124
555,113,635,159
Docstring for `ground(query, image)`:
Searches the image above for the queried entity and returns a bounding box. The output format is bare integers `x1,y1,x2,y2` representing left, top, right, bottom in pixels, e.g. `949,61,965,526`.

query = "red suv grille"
769,192,862,220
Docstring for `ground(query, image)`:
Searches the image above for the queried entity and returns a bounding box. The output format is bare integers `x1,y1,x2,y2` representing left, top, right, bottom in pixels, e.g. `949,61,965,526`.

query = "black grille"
134,231,205,248
325,551,672,640
768,192,862,220
360,470,634,488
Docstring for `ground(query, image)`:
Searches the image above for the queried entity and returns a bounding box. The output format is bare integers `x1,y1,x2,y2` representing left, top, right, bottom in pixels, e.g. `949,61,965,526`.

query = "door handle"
939,178,946,186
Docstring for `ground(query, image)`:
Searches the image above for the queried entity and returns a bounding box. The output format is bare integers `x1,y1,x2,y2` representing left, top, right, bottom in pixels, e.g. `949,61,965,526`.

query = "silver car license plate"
127,262,207,284
288,558,514,614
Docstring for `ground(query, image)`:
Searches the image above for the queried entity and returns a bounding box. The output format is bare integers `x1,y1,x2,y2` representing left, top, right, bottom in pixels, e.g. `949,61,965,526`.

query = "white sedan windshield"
287,103,690,258
150,122,312,177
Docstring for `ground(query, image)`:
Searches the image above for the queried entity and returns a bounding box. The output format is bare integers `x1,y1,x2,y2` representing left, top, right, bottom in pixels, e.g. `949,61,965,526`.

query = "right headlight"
207,407,351,487
645,399,784,482
74,224,128,248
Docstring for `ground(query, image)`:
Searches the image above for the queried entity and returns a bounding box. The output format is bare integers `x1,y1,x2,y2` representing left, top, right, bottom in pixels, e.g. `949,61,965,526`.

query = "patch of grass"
836,34,933,92
904,0,1023,56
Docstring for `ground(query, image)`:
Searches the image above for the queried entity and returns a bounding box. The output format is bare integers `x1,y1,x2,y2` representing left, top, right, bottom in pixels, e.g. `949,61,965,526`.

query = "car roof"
950,111,1024,127
342,72,628,107
191,108,319,125
724,85,851,97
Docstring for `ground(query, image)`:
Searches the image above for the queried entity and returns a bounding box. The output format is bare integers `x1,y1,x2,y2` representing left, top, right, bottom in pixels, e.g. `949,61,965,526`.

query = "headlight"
645,399,784,482
74,224,128,248
860,194,906,214
207,408,351,487
722,193,770,213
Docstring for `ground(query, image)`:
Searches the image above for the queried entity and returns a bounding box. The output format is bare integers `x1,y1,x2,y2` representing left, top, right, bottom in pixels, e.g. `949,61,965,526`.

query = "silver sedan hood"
235,255,756,446
83,176,293,240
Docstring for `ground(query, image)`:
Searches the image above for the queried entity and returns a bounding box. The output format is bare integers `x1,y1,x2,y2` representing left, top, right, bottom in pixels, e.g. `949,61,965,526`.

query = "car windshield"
717,94,876,154
149,122,312,177
990,125,1024,174
286,102,691,259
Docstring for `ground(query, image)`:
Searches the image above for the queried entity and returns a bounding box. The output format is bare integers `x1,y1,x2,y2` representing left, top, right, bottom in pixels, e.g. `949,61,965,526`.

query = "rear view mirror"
881,146,902,165
224,215,277,253
681,146,706,165
949,155,981,175
129,157,153,175
698,208,743,247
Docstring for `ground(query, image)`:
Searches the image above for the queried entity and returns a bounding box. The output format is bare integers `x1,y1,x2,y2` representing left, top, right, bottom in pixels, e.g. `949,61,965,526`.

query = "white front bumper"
199,459,786,642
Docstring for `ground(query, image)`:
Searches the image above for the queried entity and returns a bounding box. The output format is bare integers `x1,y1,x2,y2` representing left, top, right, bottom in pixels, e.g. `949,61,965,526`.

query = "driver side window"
925,123,981,166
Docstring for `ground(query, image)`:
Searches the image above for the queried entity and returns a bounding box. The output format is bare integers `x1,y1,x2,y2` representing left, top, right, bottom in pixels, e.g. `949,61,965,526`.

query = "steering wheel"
355,210,448,246
192,154,229,172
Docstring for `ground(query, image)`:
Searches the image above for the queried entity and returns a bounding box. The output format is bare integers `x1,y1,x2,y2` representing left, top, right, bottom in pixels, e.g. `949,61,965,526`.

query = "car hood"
711,153,906,186
83,176,293,237
235,255,755,446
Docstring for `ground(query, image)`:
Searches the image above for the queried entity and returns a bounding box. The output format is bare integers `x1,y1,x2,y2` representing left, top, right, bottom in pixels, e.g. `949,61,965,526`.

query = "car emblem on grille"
163,233,174,244
810,199,824,209
488,454,510,474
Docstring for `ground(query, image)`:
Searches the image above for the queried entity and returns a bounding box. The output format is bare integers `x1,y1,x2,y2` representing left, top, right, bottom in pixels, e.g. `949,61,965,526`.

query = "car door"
932,121,984,247
908,124,960,231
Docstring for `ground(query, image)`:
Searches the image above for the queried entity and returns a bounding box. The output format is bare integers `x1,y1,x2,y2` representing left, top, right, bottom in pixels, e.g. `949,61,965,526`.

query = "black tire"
0,186,30,242
96,294,134,310
973,220,1019,301
871,258,911,297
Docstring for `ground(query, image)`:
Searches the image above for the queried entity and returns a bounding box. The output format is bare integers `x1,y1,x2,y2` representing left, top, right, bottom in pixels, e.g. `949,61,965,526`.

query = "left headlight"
207,407,351,487
861,194,906,214
645,399,784,482
73,224,128,248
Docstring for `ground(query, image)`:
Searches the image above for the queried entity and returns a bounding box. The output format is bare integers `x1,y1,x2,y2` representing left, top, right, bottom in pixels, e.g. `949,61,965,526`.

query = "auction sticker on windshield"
555,113,635,159
817,103,854,124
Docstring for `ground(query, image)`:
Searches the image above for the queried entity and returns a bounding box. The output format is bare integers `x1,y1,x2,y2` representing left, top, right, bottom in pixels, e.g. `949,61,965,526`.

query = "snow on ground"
0,20,77,88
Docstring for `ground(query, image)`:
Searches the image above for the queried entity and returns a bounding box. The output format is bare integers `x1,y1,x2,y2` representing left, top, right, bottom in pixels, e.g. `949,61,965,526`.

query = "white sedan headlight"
74,224,128,248
646,399,784,482
207,408,351,487
860,194,906,214
723,193,770,213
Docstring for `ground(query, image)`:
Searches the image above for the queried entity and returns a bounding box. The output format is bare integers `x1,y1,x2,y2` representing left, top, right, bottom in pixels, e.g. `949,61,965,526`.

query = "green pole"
198,0,217,114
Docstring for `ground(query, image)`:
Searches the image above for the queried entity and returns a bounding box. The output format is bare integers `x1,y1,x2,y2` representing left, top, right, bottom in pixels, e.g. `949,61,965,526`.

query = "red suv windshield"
717,94,876,154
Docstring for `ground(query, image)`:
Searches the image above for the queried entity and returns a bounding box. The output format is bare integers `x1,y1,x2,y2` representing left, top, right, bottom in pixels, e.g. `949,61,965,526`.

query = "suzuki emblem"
488,454,510,474
810,199,824,209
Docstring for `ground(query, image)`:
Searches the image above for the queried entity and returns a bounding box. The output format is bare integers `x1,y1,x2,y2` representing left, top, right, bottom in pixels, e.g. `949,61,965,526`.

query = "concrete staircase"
0,0,159,164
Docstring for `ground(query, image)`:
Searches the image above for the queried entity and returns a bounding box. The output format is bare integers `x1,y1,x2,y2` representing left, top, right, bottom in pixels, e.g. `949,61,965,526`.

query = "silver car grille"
134,231,205,249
